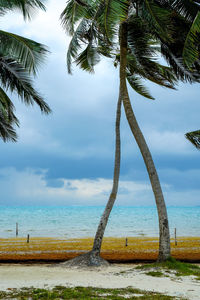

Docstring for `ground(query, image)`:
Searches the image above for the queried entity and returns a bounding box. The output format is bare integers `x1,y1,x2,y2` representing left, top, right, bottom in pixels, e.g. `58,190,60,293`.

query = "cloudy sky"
0,0,199,206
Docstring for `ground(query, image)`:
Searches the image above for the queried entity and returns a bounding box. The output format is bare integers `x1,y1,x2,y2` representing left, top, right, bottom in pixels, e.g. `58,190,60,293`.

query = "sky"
0,0,199,207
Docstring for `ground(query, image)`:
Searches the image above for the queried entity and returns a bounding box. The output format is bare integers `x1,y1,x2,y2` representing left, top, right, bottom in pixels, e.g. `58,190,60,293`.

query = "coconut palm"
0,0,51,142
60,0,187,265
185,130,200,149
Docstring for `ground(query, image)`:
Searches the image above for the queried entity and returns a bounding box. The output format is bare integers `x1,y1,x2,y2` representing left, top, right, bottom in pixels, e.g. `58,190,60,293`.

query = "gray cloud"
0,167,198,206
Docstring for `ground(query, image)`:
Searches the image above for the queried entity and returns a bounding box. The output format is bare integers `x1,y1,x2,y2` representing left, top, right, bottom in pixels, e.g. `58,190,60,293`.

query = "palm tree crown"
0,0,51,142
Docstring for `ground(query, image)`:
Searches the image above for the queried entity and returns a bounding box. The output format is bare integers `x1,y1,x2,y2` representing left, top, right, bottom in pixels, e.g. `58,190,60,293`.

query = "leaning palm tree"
185,130,200,149
60,0,186,265
0,0,51,142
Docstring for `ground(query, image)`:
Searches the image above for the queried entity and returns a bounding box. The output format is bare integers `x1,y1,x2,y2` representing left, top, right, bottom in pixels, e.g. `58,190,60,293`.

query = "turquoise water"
0,206,199,238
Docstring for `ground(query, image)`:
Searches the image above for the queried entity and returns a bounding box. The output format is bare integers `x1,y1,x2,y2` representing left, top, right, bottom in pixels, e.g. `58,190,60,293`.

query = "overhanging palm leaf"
169,0,199,22
97,0,129,42
0,111,17,142
183,12,200,67
0,30,48,75
60,0,90,36
0,56,51,114
0,87,18,141
66,18,90,73
139,0,172,41
185,130,200,149
127,74,154,99
75,42,100,72
0,0,46,19
0,0,50,142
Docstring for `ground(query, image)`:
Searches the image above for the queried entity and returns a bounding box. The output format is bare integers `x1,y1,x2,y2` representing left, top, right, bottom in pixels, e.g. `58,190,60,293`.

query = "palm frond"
127,73,154,99
127,15,157,60
67,18,90,73
0,86,19,126
0,56,51,114
185,130,200,149
0,30,48,75
140,0,171,41
0,0,46,19
0,87,18,142
61,0,91,35
183,12,200,67
0,111,17,142
161,42,200,83
75,42,100,72
97,0,129,42
169,0,199,22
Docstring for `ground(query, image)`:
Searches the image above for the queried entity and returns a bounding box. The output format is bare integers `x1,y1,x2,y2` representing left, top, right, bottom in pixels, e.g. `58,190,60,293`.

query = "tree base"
57,251,109,268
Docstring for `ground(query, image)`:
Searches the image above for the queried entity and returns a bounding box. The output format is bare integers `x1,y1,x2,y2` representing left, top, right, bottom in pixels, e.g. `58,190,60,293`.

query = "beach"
0,263,200,299
1,206,200,299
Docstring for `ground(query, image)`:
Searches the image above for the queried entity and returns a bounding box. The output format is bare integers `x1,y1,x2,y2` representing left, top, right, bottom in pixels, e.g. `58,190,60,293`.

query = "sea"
0,206,199,239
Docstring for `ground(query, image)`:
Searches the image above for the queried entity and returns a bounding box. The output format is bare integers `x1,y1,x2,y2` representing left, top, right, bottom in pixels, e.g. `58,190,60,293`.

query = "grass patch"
0,286,178,299
137,257,200,278
145,271,164,277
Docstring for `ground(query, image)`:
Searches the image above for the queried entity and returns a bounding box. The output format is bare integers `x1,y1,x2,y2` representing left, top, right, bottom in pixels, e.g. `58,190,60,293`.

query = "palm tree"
185,130,200,149
60,0,185,265
0,0,51,142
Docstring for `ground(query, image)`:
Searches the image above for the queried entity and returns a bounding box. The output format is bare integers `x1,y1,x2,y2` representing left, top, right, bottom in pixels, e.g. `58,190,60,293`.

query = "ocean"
0,205,199,238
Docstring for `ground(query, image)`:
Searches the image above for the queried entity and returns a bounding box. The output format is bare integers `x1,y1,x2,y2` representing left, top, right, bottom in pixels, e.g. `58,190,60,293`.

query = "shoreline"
0,263,200,299
0,236,200,262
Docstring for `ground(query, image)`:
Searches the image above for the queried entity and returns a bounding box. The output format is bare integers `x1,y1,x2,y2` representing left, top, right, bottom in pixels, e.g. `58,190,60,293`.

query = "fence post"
175,228,177,246
16,223,18,237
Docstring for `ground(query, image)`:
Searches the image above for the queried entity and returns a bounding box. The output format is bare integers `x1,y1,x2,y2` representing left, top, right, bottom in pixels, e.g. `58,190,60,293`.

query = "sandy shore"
0,263,200,299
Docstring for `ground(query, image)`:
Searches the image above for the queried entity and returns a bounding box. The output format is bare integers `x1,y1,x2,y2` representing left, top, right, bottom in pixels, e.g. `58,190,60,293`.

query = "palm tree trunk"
91,94,122,257
120,23,171,261
62,95,122,267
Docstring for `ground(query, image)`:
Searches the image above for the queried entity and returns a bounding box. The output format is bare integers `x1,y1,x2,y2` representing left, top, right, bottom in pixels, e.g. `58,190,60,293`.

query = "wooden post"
175,228,177,246
27,234,30,243
16,223,18,237
125,237,128,247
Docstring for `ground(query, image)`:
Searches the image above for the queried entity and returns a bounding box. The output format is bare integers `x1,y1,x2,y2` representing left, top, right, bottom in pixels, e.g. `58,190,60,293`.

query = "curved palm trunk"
91,94,122,260
63,93,122,267
120,23,171,261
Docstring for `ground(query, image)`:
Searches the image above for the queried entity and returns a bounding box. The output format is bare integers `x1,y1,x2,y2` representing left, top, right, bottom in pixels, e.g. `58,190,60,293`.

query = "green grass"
145,271,164,277
136,257,200,278
0,286,182,299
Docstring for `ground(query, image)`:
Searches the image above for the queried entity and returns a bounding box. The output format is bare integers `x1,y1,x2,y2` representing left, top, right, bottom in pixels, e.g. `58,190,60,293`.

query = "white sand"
0,264,199,299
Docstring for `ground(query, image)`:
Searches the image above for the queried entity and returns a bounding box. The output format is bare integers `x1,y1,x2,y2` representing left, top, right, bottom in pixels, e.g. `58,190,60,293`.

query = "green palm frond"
185,130,200,149
183,12,200,67
139,0,171,41
0,56,51,114
60,0,91,36
169,0,199,22
127,73,154,99
161,42,200,83
75,42,100,72
0,87,19,142
97,0,129,42
126,54,176,89
67,18,91,73
0,30,48,75
0,0,46,19
0,111,17,142
127,15,157,60
0,87,19,125
138,58,177,87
